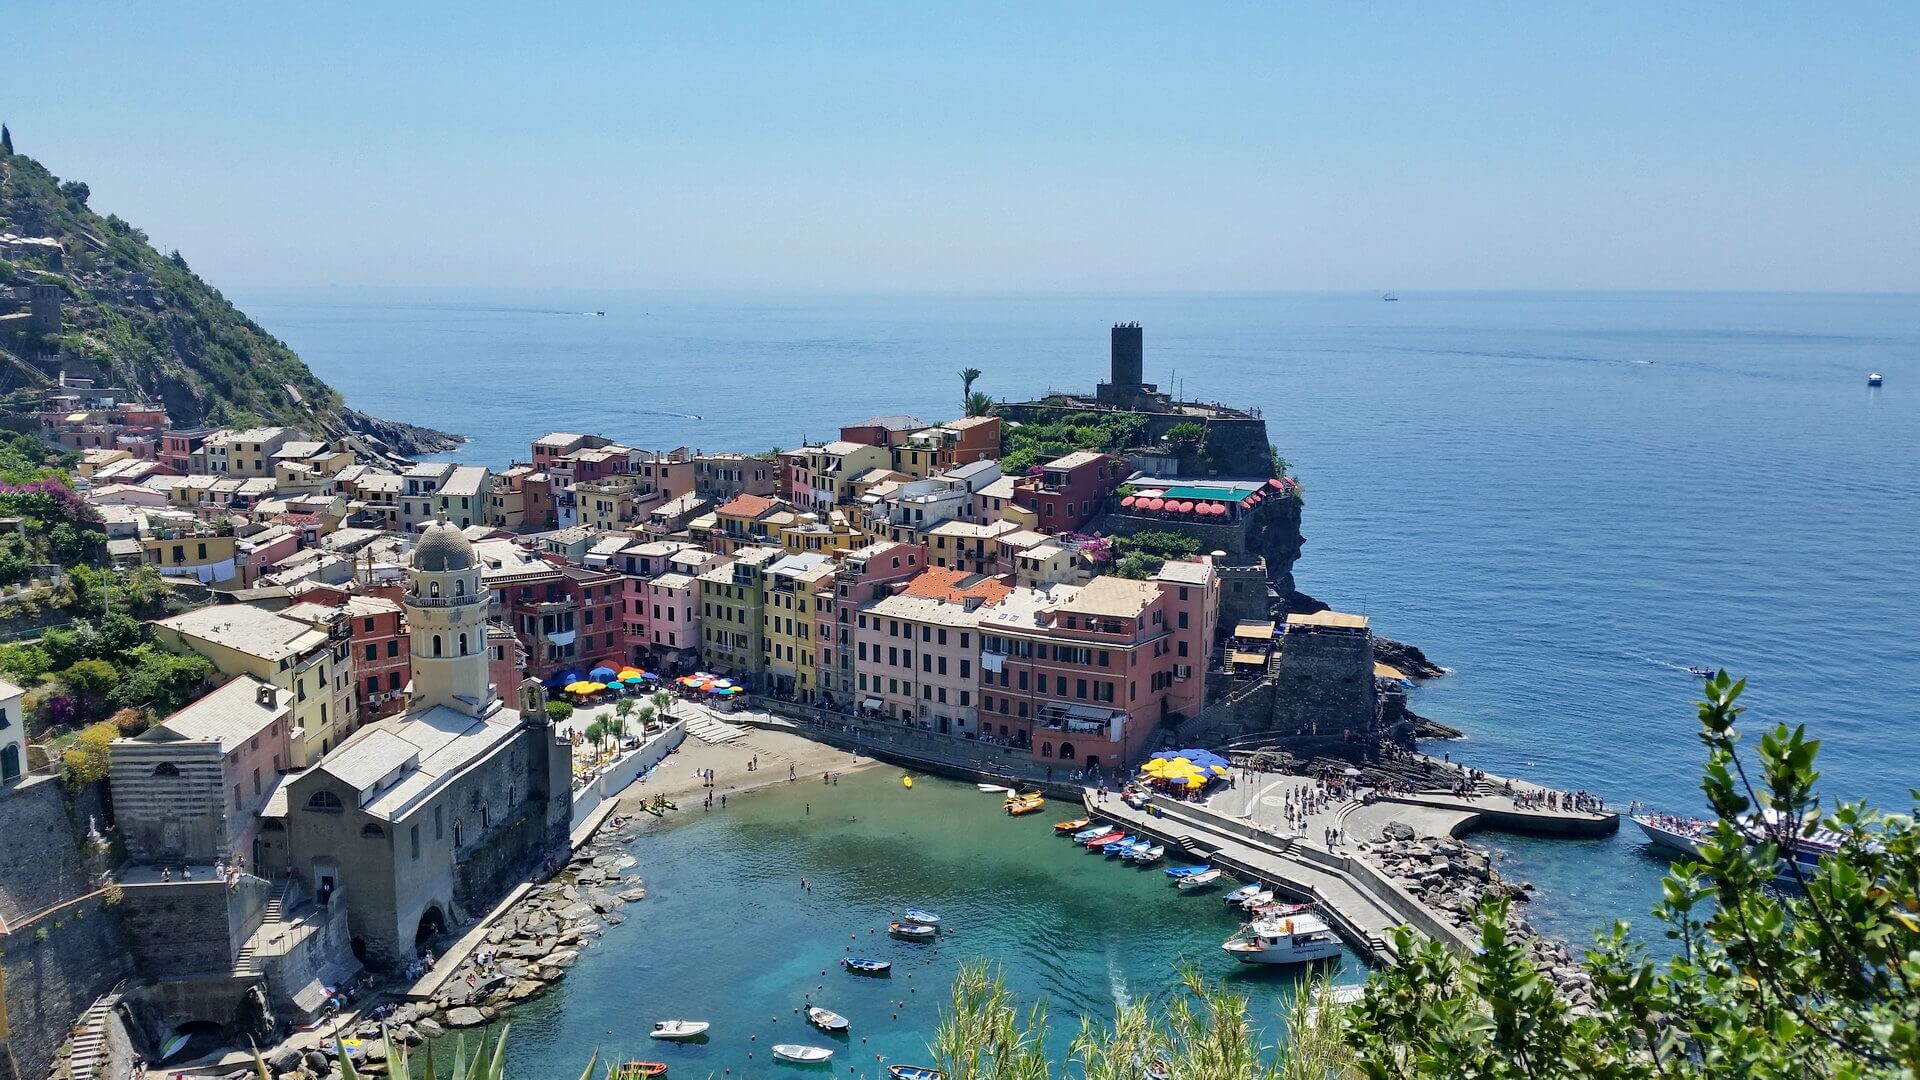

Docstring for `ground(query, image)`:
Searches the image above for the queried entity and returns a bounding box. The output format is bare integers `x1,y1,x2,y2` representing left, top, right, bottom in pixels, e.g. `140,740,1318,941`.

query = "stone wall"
1267,624,1376,738
0,890,135,1080
1089,491,1303,599
115,877,268,980
0,777,108,928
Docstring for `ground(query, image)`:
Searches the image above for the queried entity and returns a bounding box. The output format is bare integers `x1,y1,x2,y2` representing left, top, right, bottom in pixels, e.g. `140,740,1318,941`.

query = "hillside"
0,129,458,458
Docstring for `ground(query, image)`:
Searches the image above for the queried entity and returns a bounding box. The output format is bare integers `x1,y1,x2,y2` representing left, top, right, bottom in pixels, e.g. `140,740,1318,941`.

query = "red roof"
716,494,779,519
901,567,1014,605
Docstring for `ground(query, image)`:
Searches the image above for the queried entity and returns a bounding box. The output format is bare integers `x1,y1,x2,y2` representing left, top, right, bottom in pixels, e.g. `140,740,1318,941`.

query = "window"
252,769,261,796
453,820,463,847
1041,742,1053,758
1178,641,1188,657
388,640,399,657
365,643,377,661
306,791,345,812
960,659,970,678
435,805,444,839
360,823,385,839
151,762,180,777
432,634,444,657
1178,612,1189,629
389,672,402,690
1076,679,1087,699
459,632,469,655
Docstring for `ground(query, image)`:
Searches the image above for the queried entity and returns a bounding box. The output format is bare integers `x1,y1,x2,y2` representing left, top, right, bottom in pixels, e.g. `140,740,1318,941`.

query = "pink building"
644,569,703,667
975,567,1217,773
851,567,1010,734
1011,450,1125,533
814,541,925,708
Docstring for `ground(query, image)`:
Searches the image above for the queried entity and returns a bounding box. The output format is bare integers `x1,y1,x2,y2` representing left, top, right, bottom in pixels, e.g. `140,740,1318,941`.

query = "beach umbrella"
546,670,582,688
1119,495,1137,509
603,681,624,691
617,667,644,679
712,678,734,688
588,666,618,681
640,672,660,681
1343,767,1362,777
1209,764,1231,777
622,674,646,684
1140,759,1172,777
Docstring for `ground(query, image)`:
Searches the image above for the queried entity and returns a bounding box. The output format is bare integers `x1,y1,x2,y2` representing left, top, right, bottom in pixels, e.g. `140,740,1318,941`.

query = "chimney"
257,683,279,708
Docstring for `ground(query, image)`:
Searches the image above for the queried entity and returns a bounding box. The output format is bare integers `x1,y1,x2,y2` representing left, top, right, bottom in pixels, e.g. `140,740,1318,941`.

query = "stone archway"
414,903,447,948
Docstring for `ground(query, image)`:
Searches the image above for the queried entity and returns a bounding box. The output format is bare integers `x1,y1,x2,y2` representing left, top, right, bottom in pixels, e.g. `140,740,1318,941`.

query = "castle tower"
1110,321,1144,388
404,520,494,716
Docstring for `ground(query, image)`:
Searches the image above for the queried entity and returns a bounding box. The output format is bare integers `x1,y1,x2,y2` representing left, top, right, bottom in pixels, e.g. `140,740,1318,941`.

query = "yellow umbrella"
1209,764,1231,777
1139,759,1173,777
617,668,644,679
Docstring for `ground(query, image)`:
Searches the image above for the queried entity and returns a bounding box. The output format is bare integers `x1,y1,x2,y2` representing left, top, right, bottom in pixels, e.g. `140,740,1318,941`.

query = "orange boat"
1053,817,1092,833
1006,795,1046,816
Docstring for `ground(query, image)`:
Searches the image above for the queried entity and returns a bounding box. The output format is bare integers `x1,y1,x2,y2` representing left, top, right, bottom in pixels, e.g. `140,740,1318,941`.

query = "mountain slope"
0,133,458,458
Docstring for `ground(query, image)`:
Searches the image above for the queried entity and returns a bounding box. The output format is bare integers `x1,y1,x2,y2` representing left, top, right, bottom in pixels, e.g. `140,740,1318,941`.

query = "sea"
237,288,1918,1067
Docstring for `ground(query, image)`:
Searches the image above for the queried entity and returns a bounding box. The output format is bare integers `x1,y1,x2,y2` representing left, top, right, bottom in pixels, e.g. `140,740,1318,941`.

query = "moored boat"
648,1020,709,1040
618,1063,669,1079
1224,884,1263,905
1164,864,1212,878
1072,825,1108,842
902,907,942,925
1237,889,1275,909
1127,844,1165,864
978,783,1013,793
1082,830,1124,848
1222,915,1343,965
889,920,938,940
888,1067,946,1080
1101,835,1137,853
1248,900,1314,920
1633,813,1706,859
842,957,891,975
1176,868,1226,891
806,1005,850,1034
1054,817,1092,833
771,1044,834,1063
1006,796,1046,816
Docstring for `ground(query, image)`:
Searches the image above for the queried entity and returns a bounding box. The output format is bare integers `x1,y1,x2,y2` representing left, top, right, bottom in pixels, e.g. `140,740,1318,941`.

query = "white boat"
1175,868,1225,891
1868,372,1883,386
649,1020,710,1040
806,1005,849,1033
1223,884,1263,905
772,1044,835,1063
1127,844,1165,864
1633,814,1706,858
1222,915,1343,964
977,784,1013,794
1237,889,1275,909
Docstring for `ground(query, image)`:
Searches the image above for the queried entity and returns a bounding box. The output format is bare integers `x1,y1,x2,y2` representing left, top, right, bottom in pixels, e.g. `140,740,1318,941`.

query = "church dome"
412,520,476,573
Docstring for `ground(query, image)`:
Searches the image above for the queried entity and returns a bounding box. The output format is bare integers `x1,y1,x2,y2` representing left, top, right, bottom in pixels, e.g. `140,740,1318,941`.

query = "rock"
1382,821,1416,842
270,1047,305,1073
544,949,580,968
305,1051,330,1073
617,888,648,903
587,888,618,912
444,1007,488,1029
413,1018,444,1040
395,1026,421,1047
560,903,596,922
508,979,547,1001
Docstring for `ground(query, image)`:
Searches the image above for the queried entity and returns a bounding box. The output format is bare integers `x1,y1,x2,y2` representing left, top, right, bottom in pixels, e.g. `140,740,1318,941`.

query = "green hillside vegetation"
1000,411,1147,475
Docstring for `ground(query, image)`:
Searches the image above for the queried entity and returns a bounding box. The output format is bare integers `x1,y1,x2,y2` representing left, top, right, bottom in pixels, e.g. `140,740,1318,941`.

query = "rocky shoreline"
1355,828,1594,1011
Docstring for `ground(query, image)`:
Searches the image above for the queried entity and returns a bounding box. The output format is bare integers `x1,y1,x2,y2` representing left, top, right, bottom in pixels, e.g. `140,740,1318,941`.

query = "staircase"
233,879,294,977
684,715,747,744
66,998,112,1080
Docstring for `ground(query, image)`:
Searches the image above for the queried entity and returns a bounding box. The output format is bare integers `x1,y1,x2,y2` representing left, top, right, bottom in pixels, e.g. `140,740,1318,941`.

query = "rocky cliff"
0,136,458,458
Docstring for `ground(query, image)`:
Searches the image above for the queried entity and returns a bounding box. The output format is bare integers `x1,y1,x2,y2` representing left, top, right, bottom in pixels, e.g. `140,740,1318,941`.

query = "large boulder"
443,1007,487,1029
413,1018,444,1040
1381,821,1416,842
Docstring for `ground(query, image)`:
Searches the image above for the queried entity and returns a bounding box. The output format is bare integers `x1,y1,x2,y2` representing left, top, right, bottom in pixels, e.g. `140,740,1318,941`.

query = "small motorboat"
889,921,938,940
888,1067,947,1080
1868,372,1883,386
1082,830,1125,848
1176,868,1226,891
1237,890,1276,909
771,1044,834,1064
1224,884,1263,906
978,783,1012,794
1222,915,1343,965
1003,790,1044,803
1006,797,1046,816
1164,864,1212,878
842,957,892,975
1127,844,1165,864
649,1020,710,1040
1072,825,1109,842
1249,900,1314,920
806,1006,850,1034
902,907,942,925
1101,834,1137,854
1054,817,1092,833
618,1063,668,1079
1685,666,1714,678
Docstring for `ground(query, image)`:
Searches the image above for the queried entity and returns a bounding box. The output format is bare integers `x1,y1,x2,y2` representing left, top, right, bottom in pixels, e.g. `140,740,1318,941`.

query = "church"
267,521,572,971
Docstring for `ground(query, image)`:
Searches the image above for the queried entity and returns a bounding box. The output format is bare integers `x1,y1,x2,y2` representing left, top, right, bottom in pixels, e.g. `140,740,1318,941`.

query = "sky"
2,3,1916,292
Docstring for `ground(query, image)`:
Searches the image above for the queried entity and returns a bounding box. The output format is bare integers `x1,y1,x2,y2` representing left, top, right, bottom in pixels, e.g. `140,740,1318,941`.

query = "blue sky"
3,3,1915,291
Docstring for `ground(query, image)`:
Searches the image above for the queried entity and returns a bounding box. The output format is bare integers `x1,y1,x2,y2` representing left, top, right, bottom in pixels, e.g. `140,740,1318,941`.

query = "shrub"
545,701,574,724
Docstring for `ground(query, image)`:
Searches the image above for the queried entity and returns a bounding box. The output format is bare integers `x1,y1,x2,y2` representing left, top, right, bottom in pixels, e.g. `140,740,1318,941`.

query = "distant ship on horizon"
1381,292,1399,302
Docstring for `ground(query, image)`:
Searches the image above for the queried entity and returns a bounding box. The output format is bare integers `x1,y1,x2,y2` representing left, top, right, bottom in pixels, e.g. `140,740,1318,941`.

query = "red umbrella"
1268,477,1286,490
1174,501,1194,514
1143,498,1165,511
1119,495,1137,509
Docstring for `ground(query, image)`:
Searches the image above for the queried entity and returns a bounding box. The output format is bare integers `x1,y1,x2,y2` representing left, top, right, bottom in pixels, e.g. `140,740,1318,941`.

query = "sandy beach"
614,724,878,811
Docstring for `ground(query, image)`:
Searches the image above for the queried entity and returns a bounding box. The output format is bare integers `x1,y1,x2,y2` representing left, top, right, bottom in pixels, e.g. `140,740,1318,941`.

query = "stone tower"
404,520,493,715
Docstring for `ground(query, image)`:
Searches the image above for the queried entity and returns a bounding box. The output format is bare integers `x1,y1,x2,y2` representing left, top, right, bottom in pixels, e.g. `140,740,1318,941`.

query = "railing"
404,591,487,609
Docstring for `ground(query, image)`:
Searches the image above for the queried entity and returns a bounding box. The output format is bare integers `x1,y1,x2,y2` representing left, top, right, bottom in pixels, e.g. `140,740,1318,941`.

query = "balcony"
403,591,487,610
1032,701,1124,737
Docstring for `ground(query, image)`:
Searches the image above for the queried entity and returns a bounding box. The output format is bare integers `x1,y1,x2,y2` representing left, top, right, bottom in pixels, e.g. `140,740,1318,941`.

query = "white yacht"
1222,915,1343,964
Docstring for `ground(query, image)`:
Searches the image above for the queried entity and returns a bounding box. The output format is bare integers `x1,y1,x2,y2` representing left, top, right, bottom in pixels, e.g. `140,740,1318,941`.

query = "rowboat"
1127,844,1165,864
1109,839,1146,857
890,921,938,940
649,1020,709,1040
1054,817,1092,833
903,907,942,924
642,804,663,817
1082,831,1124,848
771,1044,834,1063
1224,884,1263,905
1101,835,1137,853
1006,797,1046,816
1237,890,1275,909
806,1005,850,1033
1164,864,1212,878
1176,868,1226,891
888,1067,947,1080
617,1063,668,1079
842,957,892,975
1072,826,1109,842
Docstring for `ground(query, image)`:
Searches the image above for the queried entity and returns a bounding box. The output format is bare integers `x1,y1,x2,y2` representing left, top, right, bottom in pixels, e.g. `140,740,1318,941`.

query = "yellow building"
778,511,858,555
140,524,240,584
711,494,796,554
761,552,835,699
152,603,356,766
697,545,780,675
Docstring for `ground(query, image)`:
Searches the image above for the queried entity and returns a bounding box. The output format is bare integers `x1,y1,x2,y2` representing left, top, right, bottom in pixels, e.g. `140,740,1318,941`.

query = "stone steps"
67,999,111,1080
684,716,747,744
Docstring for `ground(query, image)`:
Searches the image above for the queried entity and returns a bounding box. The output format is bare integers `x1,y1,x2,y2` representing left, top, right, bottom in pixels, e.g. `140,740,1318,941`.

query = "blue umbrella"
640,672,660,681
588,666,618,681
546,670,582,688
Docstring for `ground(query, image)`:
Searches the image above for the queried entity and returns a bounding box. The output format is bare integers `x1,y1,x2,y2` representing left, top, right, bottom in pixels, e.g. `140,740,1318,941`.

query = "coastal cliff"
0,136,459,458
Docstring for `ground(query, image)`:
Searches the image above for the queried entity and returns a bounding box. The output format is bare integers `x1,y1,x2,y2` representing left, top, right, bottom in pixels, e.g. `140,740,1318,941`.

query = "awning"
1230,650,1269,666
861,696,883,710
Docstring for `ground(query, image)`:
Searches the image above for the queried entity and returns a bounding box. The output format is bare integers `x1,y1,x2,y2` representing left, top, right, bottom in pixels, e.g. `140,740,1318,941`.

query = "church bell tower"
405,520,494,716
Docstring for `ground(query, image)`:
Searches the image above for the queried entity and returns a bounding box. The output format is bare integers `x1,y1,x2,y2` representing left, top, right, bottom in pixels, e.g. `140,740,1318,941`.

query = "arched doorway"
414,904,446,949
160,1021,224,1063
1084,755,1101,771
1058,741,1076,761
350,936,369,964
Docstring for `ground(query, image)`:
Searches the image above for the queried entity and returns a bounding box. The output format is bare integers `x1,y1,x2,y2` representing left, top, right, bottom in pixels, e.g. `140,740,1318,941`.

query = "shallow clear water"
475,770,1354,1077
242,288,1920,951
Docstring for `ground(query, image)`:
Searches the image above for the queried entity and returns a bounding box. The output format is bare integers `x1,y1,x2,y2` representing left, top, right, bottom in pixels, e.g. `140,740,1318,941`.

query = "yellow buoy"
901,776,913,789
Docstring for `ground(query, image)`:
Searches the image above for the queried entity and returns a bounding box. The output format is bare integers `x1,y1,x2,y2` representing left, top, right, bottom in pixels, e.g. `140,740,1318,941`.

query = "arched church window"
429,581,441,598
459,633,469,656
433,635,443,657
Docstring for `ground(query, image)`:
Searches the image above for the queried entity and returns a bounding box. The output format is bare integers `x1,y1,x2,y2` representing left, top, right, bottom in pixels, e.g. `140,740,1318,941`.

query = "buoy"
902,776,913,789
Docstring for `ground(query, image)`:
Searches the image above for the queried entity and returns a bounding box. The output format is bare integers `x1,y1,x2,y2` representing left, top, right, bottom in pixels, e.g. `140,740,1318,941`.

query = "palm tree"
634,703,656,735
650,687,675,722
960,367,983,418
966,390,996,418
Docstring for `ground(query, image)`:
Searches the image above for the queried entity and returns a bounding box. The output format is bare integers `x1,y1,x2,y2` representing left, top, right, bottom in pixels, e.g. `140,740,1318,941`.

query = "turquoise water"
242,288,1920,950
482,770,1357,1078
